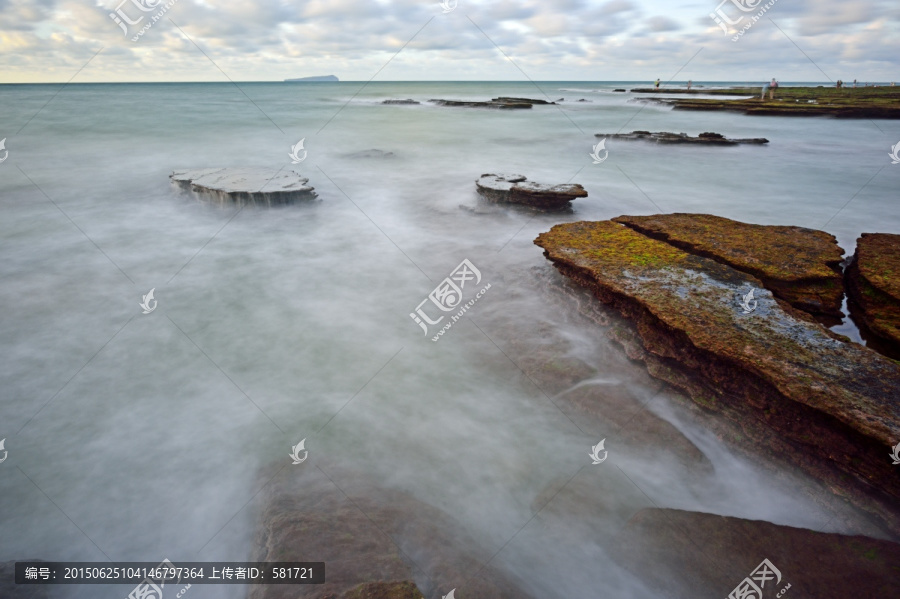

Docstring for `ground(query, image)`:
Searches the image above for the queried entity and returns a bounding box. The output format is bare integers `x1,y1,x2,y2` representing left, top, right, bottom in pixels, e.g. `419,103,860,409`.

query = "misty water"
1,82,899,598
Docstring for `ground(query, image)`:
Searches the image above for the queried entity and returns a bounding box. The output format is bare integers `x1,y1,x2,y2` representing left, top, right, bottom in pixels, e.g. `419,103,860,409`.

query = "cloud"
0,0,897,82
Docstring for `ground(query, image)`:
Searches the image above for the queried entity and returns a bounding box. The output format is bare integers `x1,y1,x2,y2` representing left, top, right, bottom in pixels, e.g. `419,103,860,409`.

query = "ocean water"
1,81,898,598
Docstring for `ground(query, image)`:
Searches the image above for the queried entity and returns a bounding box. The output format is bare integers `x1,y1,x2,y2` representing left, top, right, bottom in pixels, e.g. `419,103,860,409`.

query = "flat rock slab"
611,509,900,599
534,220,900,533
491,96,557,105
613,214,844,318
595,130,769,145
846,233,900,357
476,173,587,210
429,99,533,109
171,167,316,205
382,99,420,105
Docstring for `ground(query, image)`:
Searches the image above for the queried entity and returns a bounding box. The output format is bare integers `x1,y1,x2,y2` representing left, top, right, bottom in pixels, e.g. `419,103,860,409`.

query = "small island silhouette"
284,75,339,82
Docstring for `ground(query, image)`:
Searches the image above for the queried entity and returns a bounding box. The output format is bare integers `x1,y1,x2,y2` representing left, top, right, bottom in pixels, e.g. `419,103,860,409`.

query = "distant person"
853,79,857,88
769,78,778,100
687,80,693,91
654,78,661,90
892,82,896,87
836,80,842,89
761,80,770,100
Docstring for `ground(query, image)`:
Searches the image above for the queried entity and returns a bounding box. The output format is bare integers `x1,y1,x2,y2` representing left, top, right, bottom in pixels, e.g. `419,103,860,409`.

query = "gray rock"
595,130,769,145
382,99,420,105
170,167,316,205
476,174,587,210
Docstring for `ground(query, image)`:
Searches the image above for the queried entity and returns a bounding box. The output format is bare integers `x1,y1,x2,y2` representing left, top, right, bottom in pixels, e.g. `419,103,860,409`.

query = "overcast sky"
0,0,898,83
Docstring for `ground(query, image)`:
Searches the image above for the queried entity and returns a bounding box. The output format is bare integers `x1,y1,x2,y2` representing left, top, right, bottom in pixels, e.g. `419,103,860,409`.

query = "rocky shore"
636,86,900,118
534,217,900,534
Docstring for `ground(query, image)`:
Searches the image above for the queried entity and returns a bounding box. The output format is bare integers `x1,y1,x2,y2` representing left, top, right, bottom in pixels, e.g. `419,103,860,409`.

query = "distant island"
284,75,339,82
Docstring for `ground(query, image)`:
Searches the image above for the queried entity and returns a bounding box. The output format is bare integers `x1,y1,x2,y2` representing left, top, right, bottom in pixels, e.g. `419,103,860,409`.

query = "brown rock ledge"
534,220,900,534
846,233,900,359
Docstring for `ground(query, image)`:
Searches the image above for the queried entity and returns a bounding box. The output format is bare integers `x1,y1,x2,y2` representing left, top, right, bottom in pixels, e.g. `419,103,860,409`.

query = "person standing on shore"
761,80,770,100
769,78,778,100
654,78,660,90
687,80,692,91
853,79,857,88
836,80,842,89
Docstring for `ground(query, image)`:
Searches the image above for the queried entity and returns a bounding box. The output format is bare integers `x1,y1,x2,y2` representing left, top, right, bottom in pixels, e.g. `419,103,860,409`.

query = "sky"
0,0,898,83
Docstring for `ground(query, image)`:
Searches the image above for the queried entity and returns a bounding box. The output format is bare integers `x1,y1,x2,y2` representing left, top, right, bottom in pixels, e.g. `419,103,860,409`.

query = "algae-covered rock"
613,214,844,319
534,220,900,533
846,233,900,358
611,509,900,599
476,174,588,210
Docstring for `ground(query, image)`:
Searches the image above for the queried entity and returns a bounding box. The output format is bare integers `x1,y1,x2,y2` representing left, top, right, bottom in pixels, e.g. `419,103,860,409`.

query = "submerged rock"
382,99,420,105
534,220,900,534
250,467,524,599
595,130,769,145
0,560,48,598
346,149,396,159
612,509,900,598
612,214,844,319
171,168,316,205
846,233,900,358
476,174,587,210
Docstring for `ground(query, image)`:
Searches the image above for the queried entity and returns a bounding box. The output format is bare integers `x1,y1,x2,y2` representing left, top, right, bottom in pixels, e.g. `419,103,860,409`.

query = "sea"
1,81,898,598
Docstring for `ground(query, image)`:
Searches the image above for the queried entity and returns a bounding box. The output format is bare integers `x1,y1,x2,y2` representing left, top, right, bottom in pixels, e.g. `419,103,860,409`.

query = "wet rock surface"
382,99,420,105
612,213,844,318
0,560,47,598
171,167,316,205
534,219,900,534
250,467,526,599
611,509,900,599
475,174,588,210
846,233,900,358
595,130,769,145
